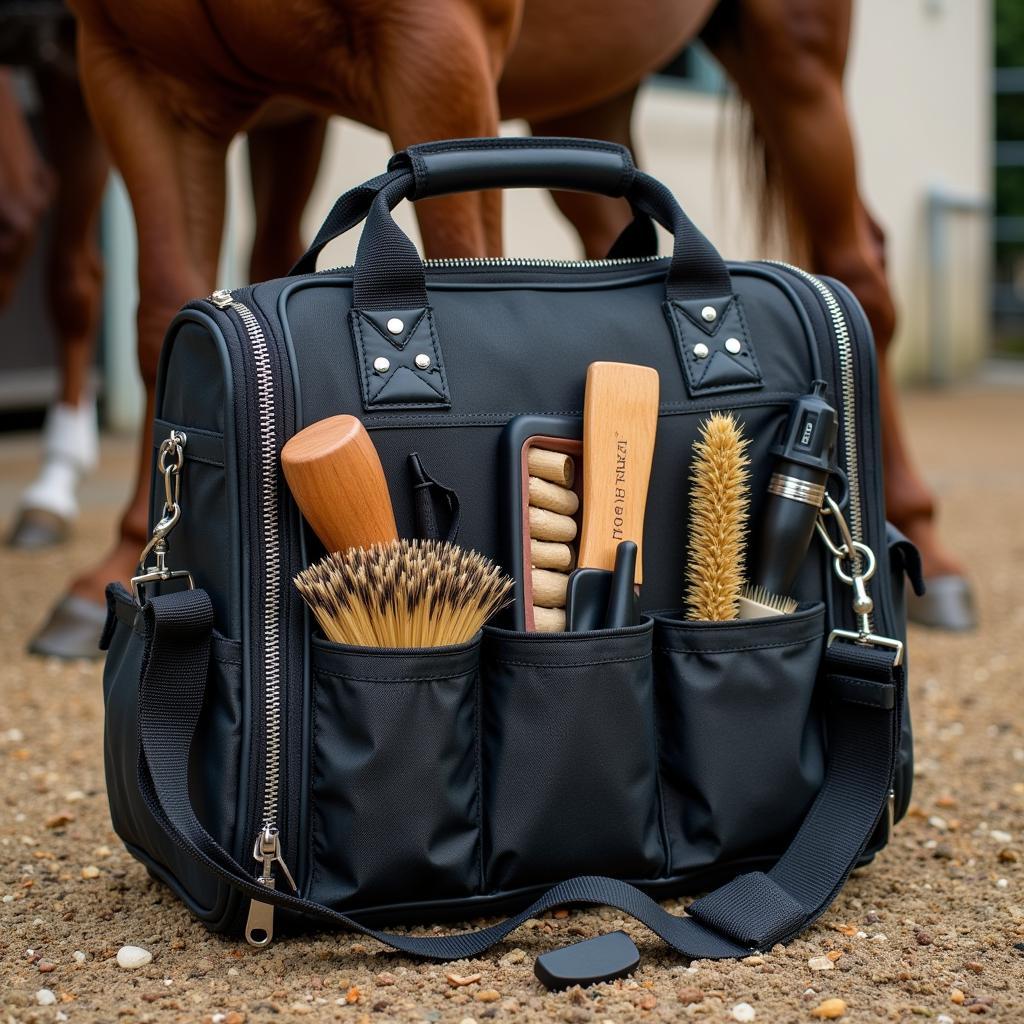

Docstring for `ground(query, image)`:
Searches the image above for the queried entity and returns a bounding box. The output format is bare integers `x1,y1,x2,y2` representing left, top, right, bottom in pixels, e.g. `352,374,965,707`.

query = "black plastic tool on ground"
534,931,641,991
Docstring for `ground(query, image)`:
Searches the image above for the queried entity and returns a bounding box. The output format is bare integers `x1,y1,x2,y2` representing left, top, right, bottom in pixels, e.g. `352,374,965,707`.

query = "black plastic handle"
290,137,732,308
394,137,637,200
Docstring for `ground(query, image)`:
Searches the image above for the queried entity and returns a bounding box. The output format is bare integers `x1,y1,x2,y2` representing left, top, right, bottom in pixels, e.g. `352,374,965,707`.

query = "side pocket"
654,603,826,875
101,584,242,913
308,637,481,910
481,619,663,891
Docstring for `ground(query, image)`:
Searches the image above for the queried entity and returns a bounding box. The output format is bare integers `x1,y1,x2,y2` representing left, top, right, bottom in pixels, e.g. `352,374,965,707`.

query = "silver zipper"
210,288,295,945
320,254,663,275
762,262,866,580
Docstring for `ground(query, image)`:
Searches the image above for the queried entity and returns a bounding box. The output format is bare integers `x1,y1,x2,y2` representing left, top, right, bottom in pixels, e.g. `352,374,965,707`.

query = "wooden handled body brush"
281,414,399,553
296,540,513,648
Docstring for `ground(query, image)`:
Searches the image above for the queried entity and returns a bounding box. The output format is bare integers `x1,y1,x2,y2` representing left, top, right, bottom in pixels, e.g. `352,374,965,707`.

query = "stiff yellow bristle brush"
684,413,751,621
295,539,514,648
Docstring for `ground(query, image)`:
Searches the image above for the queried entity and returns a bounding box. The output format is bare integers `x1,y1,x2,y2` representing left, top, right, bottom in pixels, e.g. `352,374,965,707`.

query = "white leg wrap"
19,397,99,519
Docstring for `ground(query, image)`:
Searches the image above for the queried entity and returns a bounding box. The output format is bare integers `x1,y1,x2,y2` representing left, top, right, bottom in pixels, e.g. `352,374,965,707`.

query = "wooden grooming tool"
684,413,751,621
530,540,574,572
528,448,575,488
295,539,514,648
528,506,577,543
281,415,398,553
528,476,580,516
500,416,583,631
565,362,659,632
531,568,570,608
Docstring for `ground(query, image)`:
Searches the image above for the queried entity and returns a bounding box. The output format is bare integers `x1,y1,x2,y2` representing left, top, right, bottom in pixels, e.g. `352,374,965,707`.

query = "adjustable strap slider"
687,872,806,950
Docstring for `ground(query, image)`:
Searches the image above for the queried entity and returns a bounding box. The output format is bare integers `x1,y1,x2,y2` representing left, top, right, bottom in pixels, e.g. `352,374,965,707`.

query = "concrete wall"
217,0,991,382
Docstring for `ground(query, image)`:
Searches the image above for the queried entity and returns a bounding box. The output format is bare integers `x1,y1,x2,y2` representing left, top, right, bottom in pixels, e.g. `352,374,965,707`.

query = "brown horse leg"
529,87,637,258
706,0,967,591
37,66,109,406
0,68,52,307
247,112,328,280
30,28,235,657
9,66,110,551
378,1,520,257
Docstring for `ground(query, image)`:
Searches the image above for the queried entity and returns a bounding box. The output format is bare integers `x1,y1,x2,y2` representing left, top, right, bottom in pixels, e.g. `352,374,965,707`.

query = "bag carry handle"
112,583,903,961
289,137,732,308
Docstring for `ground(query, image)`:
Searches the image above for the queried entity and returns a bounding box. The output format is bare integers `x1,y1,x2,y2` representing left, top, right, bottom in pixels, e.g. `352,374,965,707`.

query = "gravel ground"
2,386,1023,1023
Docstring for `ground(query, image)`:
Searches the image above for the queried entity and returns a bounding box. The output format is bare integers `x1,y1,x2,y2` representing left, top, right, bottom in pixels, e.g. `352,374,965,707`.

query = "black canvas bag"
100,137,919,957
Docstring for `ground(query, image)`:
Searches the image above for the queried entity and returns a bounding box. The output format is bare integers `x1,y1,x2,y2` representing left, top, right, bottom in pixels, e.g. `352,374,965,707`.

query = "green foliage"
996,0,1024,68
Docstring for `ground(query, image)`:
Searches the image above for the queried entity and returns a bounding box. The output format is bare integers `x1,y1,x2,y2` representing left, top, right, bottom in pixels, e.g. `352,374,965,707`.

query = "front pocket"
480,619,663,890
654,603,826,875
308,637,481,910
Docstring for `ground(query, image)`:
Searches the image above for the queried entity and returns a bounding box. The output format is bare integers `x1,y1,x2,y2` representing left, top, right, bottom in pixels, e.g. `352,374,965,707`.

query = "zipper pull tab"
210,288,234,308
244,827,296,948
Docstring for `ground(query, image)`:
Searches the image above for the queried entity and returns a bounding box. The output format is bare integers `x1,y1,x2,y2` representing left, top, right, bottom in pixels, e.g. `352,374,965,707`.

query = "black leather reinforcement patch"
349,306,451,411
664,296,764,396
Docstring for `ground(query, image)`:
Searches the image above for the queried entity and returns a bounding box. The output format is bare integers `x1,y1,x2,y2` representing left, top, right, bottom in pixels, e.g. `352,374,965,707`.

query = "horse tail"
700,0,805,259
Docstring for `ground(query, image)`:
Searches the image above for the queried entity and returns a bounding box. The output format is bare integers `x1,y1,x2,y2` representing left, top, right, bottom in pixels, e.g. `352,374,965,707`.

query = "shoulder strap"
131,587,902,959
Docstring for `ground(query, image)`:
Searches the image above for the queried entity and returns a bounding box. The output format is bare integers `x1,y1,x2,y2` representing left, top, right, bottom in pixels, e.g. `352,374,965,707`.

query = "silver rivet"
373,357,391,374
700,306,717,323
725,337,742,354
414,353,432,370
693,343,709,359
386,317,404,335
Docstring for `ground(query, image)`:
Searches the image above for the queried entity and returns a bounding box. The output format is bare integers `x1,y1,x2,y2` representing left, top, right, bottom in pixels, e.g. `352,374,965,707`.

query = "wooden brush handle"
281,415,398,552
576,362,659,583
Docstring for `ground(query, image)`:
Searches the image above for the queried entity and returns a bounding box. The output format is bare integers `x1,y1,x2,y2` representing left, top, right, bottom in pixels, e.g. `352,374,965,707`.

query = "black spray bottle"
738,380,837,618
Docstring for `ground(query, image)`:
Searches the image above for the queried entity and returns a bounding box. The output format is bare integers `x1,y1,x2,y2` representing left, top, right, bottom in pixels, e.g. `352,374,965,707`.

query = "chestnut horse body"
36,0,962,653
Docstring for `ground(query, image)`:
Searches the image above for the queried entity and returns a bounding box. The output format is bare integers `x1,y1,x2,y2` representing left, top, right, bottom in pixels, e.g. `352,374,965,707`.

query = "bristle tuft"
294,539,514,648
739,584,798,615
684,412,751,621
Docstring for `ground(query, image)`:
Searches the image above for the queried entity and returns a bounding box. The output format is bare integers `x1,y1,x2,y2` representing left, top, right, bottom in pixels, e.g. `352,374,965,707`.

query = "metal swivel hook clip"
815,493,903,665
131,430,195,603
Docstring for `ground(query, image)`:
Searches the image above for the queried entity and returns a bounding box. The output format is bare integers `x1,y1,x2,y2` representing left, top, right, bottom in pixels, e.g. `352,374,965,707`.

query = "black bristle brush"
295,539,514,648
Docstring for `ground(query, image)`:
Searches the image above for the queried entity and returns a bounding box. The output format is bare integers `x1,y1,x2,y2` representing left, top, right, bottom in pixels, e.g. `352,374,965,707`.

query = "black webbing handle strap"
130,586,901,959
288,137,733,307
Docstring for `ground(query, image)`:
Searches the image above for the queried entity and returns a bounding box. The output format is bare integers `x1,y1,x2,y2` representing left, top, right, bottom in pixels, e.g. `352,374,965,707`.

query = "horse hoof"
28,595,107,660
7,507,71,550
907,575,977,632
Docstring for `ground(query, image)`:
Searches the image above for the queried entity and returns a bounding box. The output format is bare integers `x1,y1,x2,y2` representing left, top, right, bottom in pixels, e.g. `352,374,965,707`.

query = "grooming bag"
100,137,919,956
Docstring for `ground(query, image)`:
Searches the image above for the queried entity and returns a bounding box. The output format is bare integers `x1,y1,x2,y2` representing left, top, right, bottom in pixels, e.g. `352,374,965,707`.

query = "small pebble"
929,816,948,831
937,1017,954,1024
966,961,985,973
447,972,482,987
951,989,966,1004
459,1019,478,1024
677,986,704,1005
996,879,1009,889
742,955,764,965
990,830,1012,844
474,990,500,1003
638,994,657,1010
808,956,835,971
375,972,397,986
499,949,526,967
731,1002,756,1022
38,960,56,973
36,989,57,1006
811,999,847,1020
80,865,100,879
998,848,1020,863
73,951,87,963
915,930,933,946
117,945,153,969
45,811,75,829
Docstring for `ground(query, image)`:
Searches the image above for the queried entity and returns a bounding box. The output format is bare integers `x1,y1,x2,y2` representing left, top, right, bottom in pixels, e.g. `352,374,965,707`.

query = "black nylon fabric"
289,138,732,306
129,587,901,961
